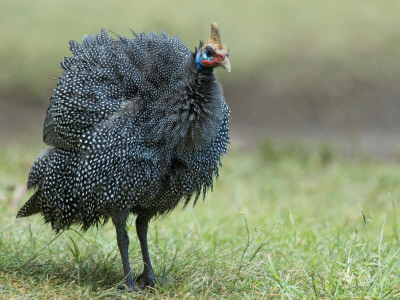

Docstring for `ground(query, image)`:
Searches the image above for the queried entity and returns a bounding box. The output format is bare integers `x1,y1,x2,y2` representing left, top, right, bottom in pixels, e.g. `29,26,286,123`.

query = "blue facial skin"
196,51,202,70
196,49,214,71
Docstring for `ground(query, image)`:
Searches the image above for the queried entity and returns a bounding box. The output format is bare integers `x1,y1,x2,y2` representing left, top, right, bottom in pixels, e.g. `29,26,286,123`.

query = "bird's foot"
126,281,140,293
116,281,139,293
134,272,158,290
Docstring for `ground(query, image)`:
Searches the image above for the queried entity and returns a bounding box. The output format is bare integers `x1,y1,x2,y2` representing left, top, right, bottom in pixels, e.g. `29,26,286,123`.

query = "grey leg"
135,214,157,289
113,217,138,292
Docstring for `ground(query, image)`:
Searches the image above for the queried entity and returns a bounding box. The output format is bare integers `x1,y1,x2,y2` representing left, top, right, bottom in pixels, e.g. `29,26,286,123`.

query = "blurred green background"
1,0,400,156
1,2,400,297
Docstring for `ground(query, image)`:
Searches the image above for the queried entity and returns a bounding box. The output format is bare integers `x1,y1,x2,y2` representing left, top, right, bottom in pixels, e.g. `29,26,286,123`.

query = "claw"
116,282,139,293
134,272,158,290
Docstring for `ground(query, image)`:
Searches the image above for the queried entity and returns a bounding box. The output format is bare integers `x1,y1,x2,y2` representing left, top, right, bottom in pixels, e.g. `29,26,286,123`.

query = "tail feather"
27,149,54,189
17,191,41,218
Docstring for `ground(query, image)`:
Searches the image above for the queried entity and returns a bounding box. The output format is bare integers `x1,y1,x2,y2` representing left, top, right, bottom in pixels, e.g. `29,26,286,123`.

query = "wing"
44,29,191,148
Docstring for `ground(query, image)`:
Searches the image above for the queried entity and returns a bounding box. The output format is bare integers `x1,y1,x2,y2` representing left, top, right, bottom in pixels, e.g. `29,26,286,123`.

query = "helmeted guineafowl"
17,22,230,291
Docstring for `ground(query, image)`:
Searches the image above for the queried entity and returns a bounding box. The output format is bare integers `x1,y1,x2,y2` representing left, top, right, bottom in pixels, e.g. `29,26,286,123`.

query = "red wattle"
201,53,225,67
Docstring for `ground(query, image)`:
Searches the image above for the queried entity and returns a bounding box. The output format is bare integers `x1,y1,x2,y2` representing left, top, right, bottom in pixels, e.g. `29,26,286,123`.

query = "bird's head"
196,22,231,72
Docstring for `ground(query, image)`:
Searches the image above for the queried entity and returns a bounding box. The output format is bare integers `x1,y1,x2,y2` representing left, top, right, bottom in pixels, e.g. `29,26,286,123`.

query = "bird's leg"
113,216,138,292
135,214,157,289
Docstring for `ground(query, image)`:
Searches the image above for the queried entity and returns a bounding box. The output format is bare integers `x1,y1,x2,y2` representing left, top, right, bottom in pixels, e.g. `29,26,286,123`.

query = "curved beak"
219,56,231,72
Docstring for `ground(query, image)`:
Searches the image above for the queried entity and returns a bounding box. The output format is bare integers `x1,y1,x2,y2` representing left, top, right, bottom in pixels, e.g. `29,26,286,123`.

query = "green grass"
1,143,399,298
2,2,400,297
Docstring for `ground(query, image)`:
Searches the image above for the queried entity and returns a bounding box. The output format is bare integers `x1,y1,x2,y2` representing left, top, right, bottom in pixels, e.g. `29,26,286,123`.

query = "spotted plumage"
17,23,230,291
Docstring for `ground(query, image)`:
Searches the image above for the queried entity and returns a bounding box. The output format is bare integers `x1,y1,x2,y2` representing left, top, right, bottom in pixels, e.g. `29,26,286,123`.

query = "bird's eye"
205,46,214,58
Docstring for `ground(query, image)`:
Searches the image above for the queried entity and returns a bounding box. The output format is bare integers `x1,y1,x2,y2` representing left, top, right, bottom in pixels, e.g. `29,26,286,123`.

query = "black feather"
18,29,230,231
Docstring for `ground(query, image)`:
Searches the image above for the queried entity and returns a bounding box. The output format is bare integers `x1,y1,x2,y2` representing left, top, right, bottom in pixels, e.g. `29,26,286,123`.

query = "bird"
17,22,230,292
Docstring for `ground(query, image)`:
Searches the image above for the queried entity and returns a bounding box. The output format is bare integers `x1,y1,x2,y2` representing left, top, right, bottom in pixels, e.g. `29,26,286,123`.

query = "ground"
0,142,399,298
